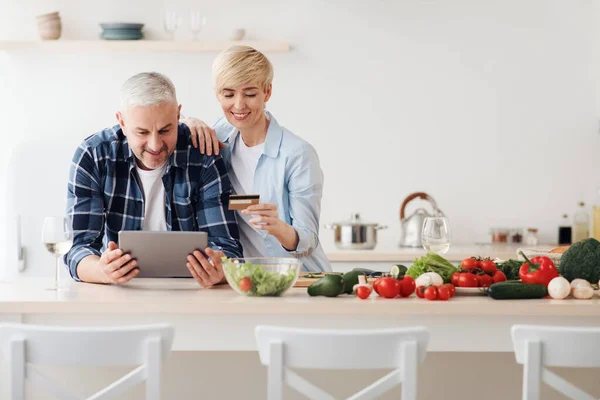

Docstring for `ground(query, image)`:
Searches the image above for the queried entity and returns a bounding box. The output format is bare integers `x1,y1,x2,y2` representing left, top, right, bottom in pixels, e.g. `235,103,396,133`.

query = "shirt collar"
223,111,283,158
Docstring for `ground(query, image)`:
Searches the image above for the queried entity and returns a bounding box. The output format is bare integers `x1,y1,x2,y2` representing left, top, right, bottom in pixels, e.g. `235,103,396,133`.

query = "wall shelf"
0,40,290,53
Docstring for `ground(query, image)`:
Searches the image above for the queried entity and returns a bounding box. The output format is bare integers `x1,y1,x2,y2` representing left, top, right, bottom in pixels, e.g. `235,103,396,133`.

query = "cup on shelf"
230,28,246,41
36,11,62,40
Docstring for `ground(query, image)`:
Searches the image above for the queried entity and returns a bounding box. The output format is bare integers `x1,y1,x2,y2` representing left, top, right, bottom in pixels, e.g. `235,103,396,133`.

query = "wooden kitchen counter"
0,278,597,352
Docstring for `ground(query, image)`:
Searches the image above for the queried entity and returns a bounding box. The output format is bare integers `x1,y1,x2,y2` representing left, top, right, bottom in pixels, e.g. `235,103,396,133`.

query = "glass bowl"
222,257,302,296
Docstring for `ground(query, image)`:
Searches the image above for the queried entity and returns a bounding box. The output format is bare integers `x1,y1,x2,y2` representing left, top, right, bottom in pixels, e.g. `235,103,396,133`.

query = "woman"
184,46,330,272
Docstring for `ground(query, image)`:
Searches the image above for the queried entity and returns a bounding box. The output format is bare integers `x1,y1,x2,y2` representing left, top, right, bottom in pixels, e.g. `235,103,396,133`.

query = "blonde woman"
183,46,330,272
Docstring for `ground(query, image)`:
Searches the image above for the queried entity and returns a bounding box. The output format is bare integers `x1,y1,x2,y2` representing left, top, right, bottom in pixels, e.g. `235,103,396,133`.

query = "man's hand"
98,241,139,284
181,117,225,156
186,248,225,288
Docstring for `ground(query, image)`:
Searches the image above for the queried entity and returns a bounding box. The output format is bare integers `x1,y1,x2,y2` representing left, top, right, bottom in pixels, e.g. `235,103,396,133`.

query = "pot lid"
330,213,379,227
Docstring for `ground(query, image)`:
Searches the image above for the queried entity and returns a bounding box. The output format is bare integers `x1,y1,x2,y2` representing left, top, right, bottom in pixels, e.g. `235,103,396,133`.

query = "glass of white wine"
421,217,451,255
42,216,73,291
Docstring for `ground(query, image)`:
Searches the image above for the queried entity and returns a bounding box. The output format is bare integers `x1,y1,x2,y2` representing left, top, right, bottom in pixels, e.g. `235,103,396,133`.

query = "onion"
547,277,570,299
415,272,443,287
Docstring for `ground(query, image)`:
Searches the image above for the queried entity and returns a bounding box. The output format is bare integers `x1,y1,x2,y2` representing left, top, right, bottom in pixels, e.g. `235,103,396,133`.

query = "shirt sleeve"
64,145,105,281
284,143,325,257
195,154,244,258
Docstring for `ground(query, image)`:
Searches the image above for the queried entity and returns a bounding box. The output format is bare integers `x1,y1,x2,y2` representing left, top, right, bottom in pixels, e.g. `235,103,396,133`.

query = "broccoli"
559,238,600,283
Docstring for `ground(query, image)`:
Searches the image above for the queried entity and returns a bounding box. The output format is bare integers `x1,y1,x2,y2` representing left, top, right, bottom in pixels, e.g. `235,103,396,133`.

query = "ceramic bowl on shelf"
99,22,144,41
36,11,62,40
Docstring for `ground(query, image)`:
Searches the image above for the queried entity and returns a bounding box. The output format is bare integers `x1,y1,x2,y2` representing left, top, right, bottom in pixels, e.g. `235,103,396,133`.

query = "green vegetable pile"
495,259,523,281
406,253,457,283
559,238,600,283
222,258,298,296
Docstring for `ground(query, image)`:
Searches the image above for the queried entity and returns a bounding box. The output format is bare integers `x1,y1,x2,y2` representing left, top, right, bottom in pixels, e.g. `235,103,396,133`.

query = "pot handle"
399,192,433,220
376,225,388,230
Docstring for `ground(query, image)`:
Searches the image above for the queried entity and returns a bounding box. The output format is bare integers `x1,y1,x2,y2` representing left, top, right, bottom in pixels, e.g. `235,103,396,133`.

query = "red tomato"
373,278,382,295
478,274,493,288
356,286,372,300
437,286,451,301
461,258,480,270
442,283,456,297
451,272,461,286
424,286,438,301
458,273,479,288
377,277,400,299
239,277,252,292
416,285,426,298
492,270,507,283
480,260,497,273
398,276,416,297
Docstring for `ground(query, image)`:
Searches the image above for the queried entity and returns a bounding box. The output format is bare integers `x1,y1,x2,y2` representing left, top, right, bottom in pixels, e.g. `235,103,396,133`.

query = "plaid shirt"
64,124,242,281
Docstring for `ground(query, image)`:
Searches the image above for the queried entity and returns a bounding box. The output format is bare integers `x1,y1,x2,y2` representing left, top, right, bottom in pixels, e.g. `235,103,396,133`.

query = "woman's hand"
181,117,225,155
243,203,299,251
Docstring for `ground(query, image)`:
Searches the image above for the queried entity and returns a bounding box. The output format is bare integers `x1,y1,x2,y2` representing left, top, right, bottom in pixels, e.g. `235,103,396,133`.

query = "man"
65,72,242,286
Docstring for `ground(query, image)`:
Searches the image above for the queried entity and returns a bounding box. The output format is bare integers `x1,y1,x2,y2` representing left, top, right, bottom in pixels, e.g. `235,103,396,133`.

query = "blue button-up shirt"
65,124,243,281
213,111,331,272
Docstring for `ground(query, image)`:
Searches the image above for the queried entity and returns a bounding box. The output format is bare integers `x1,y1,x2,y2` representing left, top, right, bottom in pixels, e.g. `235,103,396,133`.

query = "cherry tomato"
398,276,416,297
480,260,497,273
442,283,456,297
356,286,372,300
373,278,382,295
492,270,507,283
478,274,493,288
416,285,426,298
377,277,400,299
451,272,461,286
461,258,480,270
437,286,451,300
458,273,479,288
239,277,252,292
424,286,438,301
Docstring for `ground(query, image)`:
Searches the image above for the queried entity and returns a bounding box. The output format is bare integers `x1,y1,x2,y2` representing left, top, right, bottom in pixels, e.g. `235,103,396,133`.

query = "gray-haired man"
65,72,242,286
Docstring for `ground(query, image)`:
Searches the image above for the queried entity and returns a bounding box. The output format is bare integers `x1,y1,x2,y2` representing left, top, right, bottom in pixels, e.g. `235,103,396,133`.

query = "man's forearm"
77,255,108,284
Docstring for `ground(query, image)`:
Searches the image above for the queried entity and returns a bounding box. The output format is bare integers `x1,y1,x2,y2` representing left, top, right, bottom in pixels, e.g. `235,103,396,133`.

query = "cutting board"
294,273,377,288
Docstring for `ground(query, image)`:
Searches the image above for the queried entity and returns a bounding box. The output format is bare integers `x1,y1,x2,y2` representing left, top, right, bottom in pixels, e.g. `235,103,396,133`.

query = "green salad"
222,258,298,296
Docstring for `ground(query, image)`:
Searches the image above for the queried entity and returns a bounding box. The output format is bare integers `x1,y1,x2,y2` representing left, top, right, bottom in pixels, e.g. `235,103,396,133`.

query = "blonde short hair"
212,45,274,91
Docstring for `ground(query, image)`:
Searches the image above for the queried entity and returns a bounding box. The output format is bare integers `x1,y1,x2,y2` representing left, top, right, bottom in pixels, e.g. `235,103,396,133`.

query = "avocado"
341,270,364,294
307,275,344,297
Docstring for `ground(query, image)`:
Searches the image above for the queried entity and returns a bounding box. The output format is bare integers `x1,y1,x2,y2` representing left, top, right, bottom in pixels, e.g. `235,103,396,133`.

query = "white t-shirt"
230,134,267,257
136,163,168,231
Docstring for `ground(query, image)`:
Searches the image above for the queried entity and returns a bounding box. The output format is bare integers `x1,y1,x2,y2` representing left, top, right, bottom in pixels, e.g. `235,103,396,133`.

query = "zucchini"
487,282,548,300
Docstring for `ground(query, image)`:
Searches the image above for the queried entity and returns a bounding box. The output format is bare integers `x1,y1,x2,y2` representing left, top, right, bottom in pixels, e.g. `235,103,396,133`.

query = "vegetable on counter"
307,274,345,297
518,251,559,287
494,259,523,281
559,238,600,283
353,275,372,300
487,282,548,300
570,279,594,299
547,277,570,299
415,272,443,288
406,253,457,283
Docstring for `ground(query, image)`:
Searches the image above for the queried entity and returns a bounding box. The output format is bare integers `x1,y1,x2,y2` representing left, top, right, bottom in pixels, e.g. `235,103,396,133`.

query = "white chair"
0,323,175,400
255,326,429,400
511,325,600,400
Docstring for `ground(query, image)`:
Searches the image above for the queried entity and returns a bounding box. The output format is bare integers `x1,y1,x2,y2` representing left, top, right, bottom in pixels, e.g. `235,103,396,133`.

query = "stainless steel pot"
325,213,387,250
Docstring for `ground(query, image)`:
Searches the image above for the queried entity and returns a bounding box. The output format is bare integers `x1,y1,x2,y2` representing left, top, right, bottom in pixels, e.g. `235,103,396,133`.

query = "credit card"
228,194,260,210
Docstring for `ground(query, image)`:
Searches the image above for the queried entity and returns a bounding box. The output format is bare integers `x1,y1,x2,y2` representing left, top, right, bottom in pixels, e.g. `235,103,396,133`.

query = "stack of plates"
100,23,144,40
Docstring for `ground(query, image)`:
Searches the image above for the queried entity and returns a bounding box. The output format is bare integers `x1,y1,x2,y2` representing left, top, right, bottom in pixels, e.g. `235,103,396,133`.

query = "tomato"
458,273,479,288
239,277,252,292
492,270,507,283
480,260,497,273
395,279,403,296
451,272,460,286
442,283,456,297
373,278,382,295
398,276,416,297
424,286,438,301
437,286,451,300
377,277,400,299
461,258,480,270
478,274,493,288
416,285,426,298
356,286,372,300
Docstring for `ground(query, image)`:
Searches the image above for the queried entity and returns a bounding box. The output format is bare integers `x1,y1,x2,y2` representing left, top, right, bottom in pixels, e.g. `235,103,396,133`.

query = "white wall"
0,0,598,257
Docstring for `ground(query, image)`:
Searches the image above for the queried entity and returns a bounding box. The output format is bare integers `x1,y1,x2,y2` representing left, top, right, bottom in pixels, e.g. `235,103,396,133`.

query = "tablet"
118,231,208,278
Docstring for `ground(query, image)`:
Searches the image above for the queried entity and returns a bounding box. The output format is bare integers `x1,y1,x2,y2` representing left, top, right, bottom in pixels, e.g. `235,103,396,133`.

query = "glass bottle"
558,214,572,245
572,202,589,243
524,228,538,246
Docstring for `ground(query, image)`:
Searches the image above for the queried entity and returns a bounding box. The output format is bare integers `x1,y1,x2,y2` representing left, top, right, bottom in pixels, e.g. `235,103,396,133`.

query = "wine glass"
189,12,207,40
421,217,451,255
42,216,73,291
164,11,182,40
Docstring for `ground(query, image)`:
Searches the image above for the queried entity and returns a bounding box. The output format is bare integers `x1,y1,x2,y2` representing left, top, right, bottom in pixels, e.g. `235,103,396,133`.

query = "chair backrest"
255,326,429,400
511,325,600,400
0,323,175,400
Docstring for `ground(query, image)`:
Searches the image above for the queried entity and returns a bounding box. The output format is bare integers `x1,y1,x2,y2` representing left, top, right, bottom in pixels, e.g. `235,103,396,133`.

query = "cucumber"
487,282,548,300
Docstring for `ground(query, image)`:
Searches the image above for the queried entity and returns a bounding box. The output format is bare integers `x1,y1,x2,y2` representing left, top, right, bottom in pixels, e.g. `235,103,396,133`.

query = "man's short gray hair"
120,72,178,109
